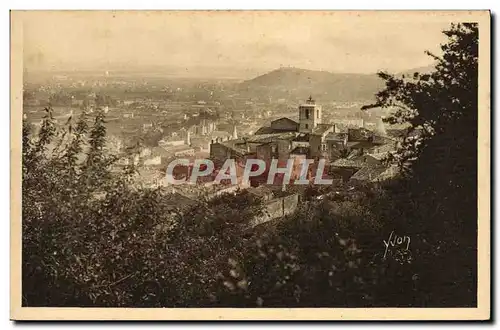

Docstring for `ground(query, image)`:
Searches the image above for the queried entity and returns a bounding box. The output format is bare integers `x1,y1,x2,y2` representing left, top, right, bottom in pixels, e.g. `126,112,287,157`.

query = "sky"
20,11,452,79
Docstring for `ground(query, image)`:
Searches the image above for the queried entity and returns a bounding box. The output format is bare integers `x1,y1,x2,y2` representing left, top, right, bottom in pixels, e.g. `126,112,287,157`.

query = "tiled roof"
325,132,347,141
217,132,298,156
246,132,296,143
255,126,277,135
376,166,401,181
350,166,388,182
331,158,365,168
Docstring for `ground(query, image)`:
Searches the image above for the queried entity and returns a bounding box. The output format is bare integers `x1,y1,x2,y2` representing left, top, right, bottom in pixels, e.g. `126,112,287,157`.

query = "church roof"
271,117,298,125
255,126,282,135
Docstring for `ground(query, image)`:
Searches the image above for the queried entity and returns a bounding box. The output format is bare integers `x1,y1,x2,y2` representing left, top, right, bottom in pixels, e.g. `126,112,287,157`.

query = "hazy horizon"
22,11,451,79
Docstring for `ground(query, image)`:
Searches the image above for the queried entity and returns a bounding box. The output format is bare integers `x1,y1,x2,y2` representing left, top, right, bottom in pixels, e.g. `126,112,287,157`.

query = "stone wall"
282,193,299,216
249,193,299,227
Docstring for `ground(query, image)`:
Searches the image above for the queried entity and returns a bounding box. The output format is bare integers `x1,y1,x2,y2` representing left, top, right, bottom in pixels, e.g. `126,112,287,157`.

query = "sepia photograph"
10,10,490,320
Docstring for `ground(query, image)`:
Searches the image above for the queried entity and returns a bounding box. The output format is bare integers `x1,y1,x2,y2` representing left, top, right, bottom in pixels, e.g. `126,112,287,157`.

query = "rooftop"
346,141,361,148
271,117,298,126
348,127,373,141
245,132,297,143
376,166,401,181
350,166,388,182
331,158,366,169
325,132,347,141
347,140,379,149
312,123,334,136
254,126,278,135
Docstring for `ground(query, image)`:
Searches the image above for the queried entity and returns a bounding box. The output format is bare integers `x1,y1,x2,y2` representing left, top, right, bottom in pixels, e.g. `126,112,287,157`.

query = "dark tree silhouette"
365,23,479,306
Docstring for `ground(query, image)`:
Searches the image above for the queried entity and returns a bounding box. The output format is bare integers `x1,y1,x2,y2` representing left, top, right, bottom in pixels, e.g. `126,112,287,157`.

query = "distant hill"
237,67,385,102
237,66,436,102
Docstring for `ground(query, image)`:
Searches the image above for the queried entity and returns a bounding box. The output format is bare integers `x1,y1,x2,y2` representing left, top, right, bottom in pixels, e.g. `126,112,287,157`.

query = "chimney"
186,131,191,146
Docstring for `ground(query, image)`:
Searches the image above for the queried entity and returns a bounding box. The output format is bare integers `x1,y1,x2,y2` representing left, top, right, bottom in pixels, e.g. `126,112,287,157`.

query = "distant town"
23,67,415,221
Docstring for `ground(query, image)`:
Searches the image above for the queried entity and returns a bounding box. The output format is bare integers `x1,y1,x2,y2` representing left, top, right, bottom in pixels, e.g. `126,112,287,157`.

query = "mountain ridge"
237,66,435,102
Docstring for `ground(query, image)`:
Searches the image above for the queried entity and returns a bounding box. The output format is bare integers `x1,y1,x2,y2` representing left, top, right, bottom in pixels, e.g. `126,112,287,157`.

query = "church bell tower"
298,96,321,133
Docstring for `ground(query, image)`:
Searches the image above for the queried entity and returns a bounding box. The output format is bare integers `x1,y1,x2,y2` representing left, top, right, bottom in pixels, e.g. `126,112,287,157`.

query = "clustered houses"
210,96,400,186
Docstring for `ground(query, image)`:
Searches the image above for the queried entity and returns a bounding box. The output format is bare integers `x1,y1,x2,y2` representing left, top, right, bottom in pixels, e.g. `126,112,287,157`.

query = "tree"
364,23,478,306
21,108,176,306
22,109,266,307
